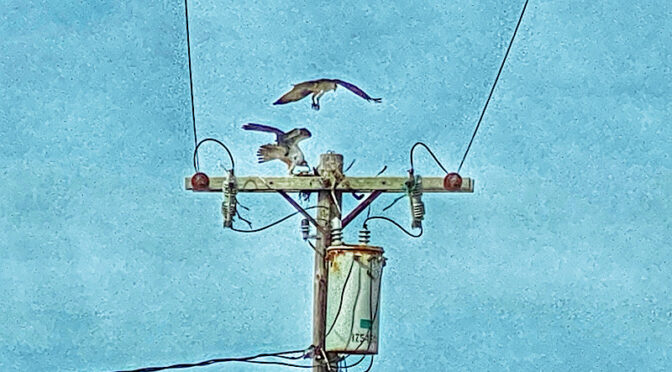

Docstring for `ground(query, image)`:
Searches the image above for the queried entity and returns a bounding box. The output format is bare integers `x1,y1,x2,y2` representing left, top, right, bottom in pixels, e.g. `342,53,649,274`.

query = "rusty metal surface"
326,244,385,265
325,245,385,355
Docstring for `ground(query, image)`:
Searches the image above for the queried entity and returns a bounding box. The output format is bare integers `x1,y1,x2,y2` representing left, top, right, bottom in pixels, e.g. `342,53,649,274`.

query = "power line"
364,216,423,238
409,142,449,174
230,206,328,233
457,0,529,173
341,356,366,369
116,348,311,372
183,0,199,171
192,138,235,172
231,210,305,233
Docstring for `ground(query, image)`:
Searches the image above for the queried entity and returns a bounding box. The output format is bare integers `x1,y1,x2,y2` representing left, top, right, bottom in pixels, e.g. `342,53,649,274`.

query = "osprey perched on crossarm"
273,78,382,110
242,123,312,174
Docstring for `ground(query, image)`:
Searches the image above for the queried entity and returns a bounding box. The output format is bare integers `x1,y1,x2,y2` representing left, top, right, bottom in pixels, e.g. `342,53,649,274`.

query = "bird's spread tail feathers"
256,144,289,164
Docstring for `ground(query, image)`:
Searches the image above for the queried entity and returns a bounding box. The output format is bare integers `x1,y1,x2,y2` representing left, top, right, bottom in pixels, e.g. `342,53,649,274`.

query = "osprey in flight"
242,123,311,174
273,78,382,110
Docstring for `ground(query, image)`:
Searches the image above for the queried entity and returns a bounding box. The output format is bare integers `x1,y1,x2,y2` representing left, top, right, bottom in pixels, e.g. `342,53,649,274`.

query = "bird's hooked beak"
293,160,311,175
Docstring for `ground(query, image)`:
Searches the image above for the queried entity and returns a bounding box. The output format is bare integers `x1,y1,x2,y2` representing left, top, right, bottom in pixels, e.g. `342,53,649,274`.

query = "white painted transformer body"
325,244,385,354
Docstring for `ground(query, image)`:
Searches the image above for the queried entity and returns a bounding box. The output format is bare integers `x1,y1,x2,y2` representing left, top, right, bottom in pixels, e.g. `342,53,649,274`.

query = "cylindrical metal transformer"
325,244,385,354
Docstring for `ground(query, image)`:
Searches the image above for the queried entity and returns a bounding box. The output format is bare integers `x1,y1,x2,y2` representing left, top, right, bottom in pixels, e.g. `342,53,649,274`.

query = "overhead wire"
192,138,235,172
364,216,423,238
116,348,311,372
183,0,199,171
341,356,366,369
306,240,323,257
344,159,356,172
381,194,405,212
231,205,327,233
409,142,450,174
457,0,529,173
240,360,313,368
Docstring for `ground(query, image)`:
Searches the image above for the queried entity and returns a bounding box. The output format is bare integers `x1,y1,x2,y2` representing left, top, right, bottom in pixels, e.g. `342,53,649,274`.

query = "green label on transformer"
360,319,372,329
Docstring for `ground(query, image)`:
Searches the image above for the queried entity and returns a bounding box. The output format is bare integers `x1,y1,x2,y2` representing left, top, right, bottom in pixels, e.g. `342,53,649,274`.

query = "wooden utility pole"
313,153,343,371
185,152,474,371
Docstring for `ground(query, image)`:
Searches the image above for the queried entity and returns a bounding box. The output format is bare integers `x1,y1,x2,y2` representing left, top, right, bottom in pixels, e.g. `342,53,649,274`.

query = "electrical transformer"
325,244,386,354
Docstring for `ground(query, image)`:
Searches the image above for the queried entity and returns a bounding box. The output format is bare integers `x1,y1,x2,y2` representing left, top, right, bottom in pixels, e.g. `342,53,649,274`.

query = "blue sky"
1,0,671,371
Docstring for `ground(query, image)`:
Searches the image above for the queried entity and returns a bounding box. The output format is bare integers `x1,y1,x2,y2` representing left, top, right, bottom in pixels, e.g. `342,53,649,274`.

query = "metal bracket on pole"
342,190,383,228
277,190,328,236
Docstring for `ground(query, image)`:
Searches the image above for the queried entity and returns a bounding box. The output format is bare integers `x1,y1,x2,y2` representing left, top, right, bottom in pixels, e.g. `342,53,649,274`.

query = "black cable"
116,348,308,372
364,356,374,372
192,138,235,172
230,211,301,233
183,0,199,171
325,259,356,337
230,206,326,233
364,216,423,238
306,240,322,257
409,142,449,174
341,356,366,369
344,263,363,350
381,194,405,212
457,0,529,173
345,159,356,172
353,262,383,352
242,360,313,368
235,210,253,229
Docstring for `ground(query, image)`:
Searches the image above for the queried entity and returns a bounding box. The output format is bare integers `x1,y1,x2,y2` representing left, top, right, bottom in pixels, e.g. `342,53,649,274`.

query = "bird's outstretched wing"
283,128,312,147
242,123,286,143
257,144,289,164
334,80,382,102
273,83,313,105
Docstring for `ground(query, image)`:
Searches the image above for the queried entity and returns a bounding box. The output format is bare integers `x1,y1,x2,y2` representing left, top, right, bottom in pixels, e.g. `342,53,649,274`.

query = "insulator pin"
408,175,425,229
221,170,237,229
330,218,343,246
300,218,311,240
358,226,371,245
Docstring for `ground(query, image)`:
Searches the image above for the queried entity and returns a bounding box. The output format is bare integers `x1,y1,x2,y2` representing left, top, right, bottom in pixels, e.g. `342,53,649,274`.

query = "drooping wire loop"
363,216,423,238
192,138,235,172
409,142,450,174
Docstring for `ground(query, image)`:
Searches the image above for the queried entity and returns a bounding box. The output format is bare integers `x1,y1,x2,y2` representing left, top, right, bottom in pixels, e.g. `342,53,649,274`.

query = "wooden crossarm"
184,176,474,193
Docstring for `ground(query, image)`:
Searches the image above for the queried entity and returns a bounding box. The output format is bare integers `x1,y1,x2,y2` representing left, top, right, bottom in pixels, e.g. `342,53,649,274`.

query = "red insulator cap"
443,172,462,190
191,172,210,191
